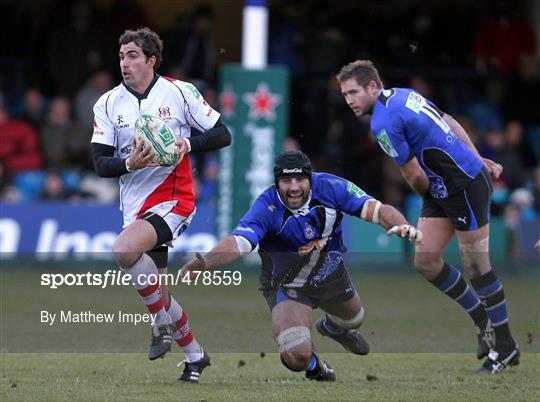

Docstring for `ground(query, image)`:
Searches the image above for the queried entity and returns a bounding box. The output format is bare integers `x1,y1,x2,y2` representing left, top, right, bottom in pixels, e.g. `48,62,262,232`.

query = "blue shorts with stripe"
260,266,356,310
421,167,493,231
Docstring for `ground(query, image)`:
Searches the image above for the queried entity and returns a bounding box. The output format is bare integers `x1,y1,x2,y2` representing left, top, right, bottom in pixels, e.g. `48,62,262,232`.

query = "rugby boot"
148,323,174,360
476,317,494,359
476,343,520,374
178,350,211,383
316,314,370,355
305,350,336,382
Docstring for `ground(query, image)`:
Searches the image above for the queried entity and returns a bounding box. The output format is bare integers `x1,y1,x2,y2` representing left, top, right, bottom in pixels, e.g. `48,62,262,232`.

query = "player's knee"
280,350,312,371
276,326,311,371
112,238,140,268
413,253,443,277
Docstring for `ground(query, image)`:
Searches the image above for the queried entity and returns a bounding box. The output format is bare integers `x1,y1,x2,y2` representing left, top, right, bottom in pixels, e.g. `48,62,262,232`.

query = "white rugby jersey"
91,75,220,226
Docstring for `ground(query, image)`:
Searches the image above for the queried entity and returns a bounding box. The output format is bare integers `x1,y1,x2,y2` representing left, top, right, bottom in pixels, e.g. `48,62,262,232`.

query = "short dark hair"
119,27,163,71
336,60,382,88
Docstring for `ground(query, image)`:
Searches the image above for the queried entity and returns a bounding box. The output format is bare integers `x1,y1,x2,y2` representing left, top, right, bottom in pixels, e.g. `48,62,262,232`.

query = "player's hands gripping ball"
387,224,423,243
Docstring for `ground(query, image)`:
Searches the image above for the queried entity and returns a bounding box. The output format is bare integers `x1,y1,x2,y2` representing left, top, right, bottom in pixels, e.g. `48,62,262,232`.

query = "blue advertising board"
0,202,218,259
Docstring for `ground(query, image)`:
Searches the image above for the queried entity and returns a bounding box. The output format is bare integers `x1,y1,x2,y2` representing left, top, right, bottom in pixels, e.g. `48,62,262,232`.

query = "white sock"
166,294,203,362
127,254,170,326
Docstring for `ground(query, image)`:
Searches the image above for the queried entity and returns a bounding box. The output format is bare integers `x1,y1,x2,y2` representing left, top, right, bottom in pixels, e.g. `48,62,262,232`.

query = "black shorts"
261,267,356,310
421,167,493,231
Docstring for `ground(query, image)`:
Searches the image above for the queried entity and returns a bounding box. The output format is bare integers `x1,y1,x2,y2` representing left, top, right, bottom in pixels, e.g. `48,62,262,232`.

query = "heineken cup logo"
243,82,282,122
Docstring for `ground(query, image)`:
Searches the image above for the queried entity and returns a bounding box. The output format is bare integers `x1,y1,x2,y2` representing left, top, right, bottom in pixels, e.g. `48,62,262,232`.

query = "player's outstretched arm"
359,199,422,243
443,114,503,179
180,235,245,278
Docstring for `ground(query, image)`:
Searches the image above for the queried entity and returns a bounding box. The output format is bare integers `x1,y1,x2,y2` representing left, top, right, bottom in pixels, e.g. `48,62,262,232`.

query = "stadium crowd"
1,0,538,232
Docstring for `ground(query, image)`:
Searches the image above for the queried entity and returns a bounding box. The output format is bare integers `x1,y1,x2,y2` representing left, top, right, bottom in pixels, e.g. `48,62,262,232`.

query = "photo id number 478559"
182,270,242,286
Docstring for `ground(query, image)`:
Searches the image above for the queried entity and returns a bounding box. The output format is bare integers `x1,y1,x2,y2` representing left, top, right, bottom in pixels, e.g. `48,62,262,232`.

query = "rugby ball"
134,114,179,166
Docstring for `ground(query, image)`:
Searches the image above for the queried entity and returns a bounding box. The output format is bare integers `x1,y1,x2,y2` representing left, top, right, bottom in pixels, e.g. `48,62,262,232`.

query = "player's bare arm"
180,235,244,278
443,114,502,179
359,198,422,242
398,157,430,197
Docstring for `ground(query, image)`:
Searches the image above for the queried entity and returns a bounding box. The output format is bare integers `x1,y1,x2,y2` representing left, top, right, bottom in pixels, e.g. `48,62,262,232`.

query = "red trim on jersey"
162,75,177,83
137,157,195,218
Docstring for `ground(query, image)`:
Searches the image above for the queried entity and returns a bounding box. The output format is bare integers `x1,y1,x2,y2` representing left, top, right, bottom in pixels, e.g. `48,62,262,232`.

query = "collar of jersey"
276,189,312,216
122,73,160,101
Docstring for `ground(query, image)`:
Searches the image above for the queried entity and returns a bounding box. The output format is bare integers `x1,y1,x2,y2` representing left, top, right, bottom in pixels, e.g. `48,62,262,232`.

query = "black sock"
470,270,514,349
430,263,487,327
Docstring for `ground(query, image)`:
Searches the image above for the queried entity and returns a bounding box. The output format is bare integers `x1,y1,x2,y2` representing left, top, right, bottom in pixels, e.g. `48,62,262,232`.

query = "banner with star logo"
217,64,289,237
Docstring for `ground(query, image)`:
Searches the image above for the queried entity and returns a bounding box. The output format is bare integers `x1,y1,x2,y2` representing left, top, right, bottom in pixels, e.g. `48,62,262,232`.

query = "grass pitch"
1,268,539,401
1,353,539,401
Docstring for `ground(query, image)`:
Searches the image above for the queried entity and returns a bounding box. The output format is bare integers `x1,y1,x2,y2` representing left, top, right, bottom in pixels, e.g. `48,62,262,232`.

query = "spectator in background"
474,0,536,74
0,94,42,181
504,121,538,172
194,157,219,207
408,75,433,99
46,0,111,96
164,5,217,84
502,56,540,160
283,137,301,151
21,88,47,130
464,79,504,137
504,187,538,259
40,97,87,170
40,171,68,200
533,167,540,214
478,128,525,191
269,1,305,76
75,70,113,133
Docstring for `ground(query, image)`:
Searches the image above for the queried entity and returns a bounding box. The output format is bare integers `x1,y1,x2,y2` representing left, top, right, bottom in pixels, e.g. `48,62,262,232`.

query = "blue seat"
13,170,46,200
61,170,81,193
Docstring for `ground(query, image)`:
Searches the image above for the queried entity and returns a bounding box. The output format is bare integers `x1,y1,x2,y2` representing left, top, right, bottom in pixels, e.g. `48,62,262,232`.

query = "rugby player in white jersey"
91,27,231,383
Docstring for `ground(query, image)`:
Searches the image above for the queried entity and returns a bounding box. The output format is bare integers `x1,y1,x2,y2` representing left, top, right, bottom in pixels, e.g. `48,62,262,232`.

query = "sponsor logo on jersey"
304,222,315,240
120,146,131,155
405,91,425,113
267,204,276,212
428,176,448,199
158,107,170,118
184,82,202,100
347,181,366,198
376,129,398,157
298,239,323,255
115,114,129,128
286,288,298,299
